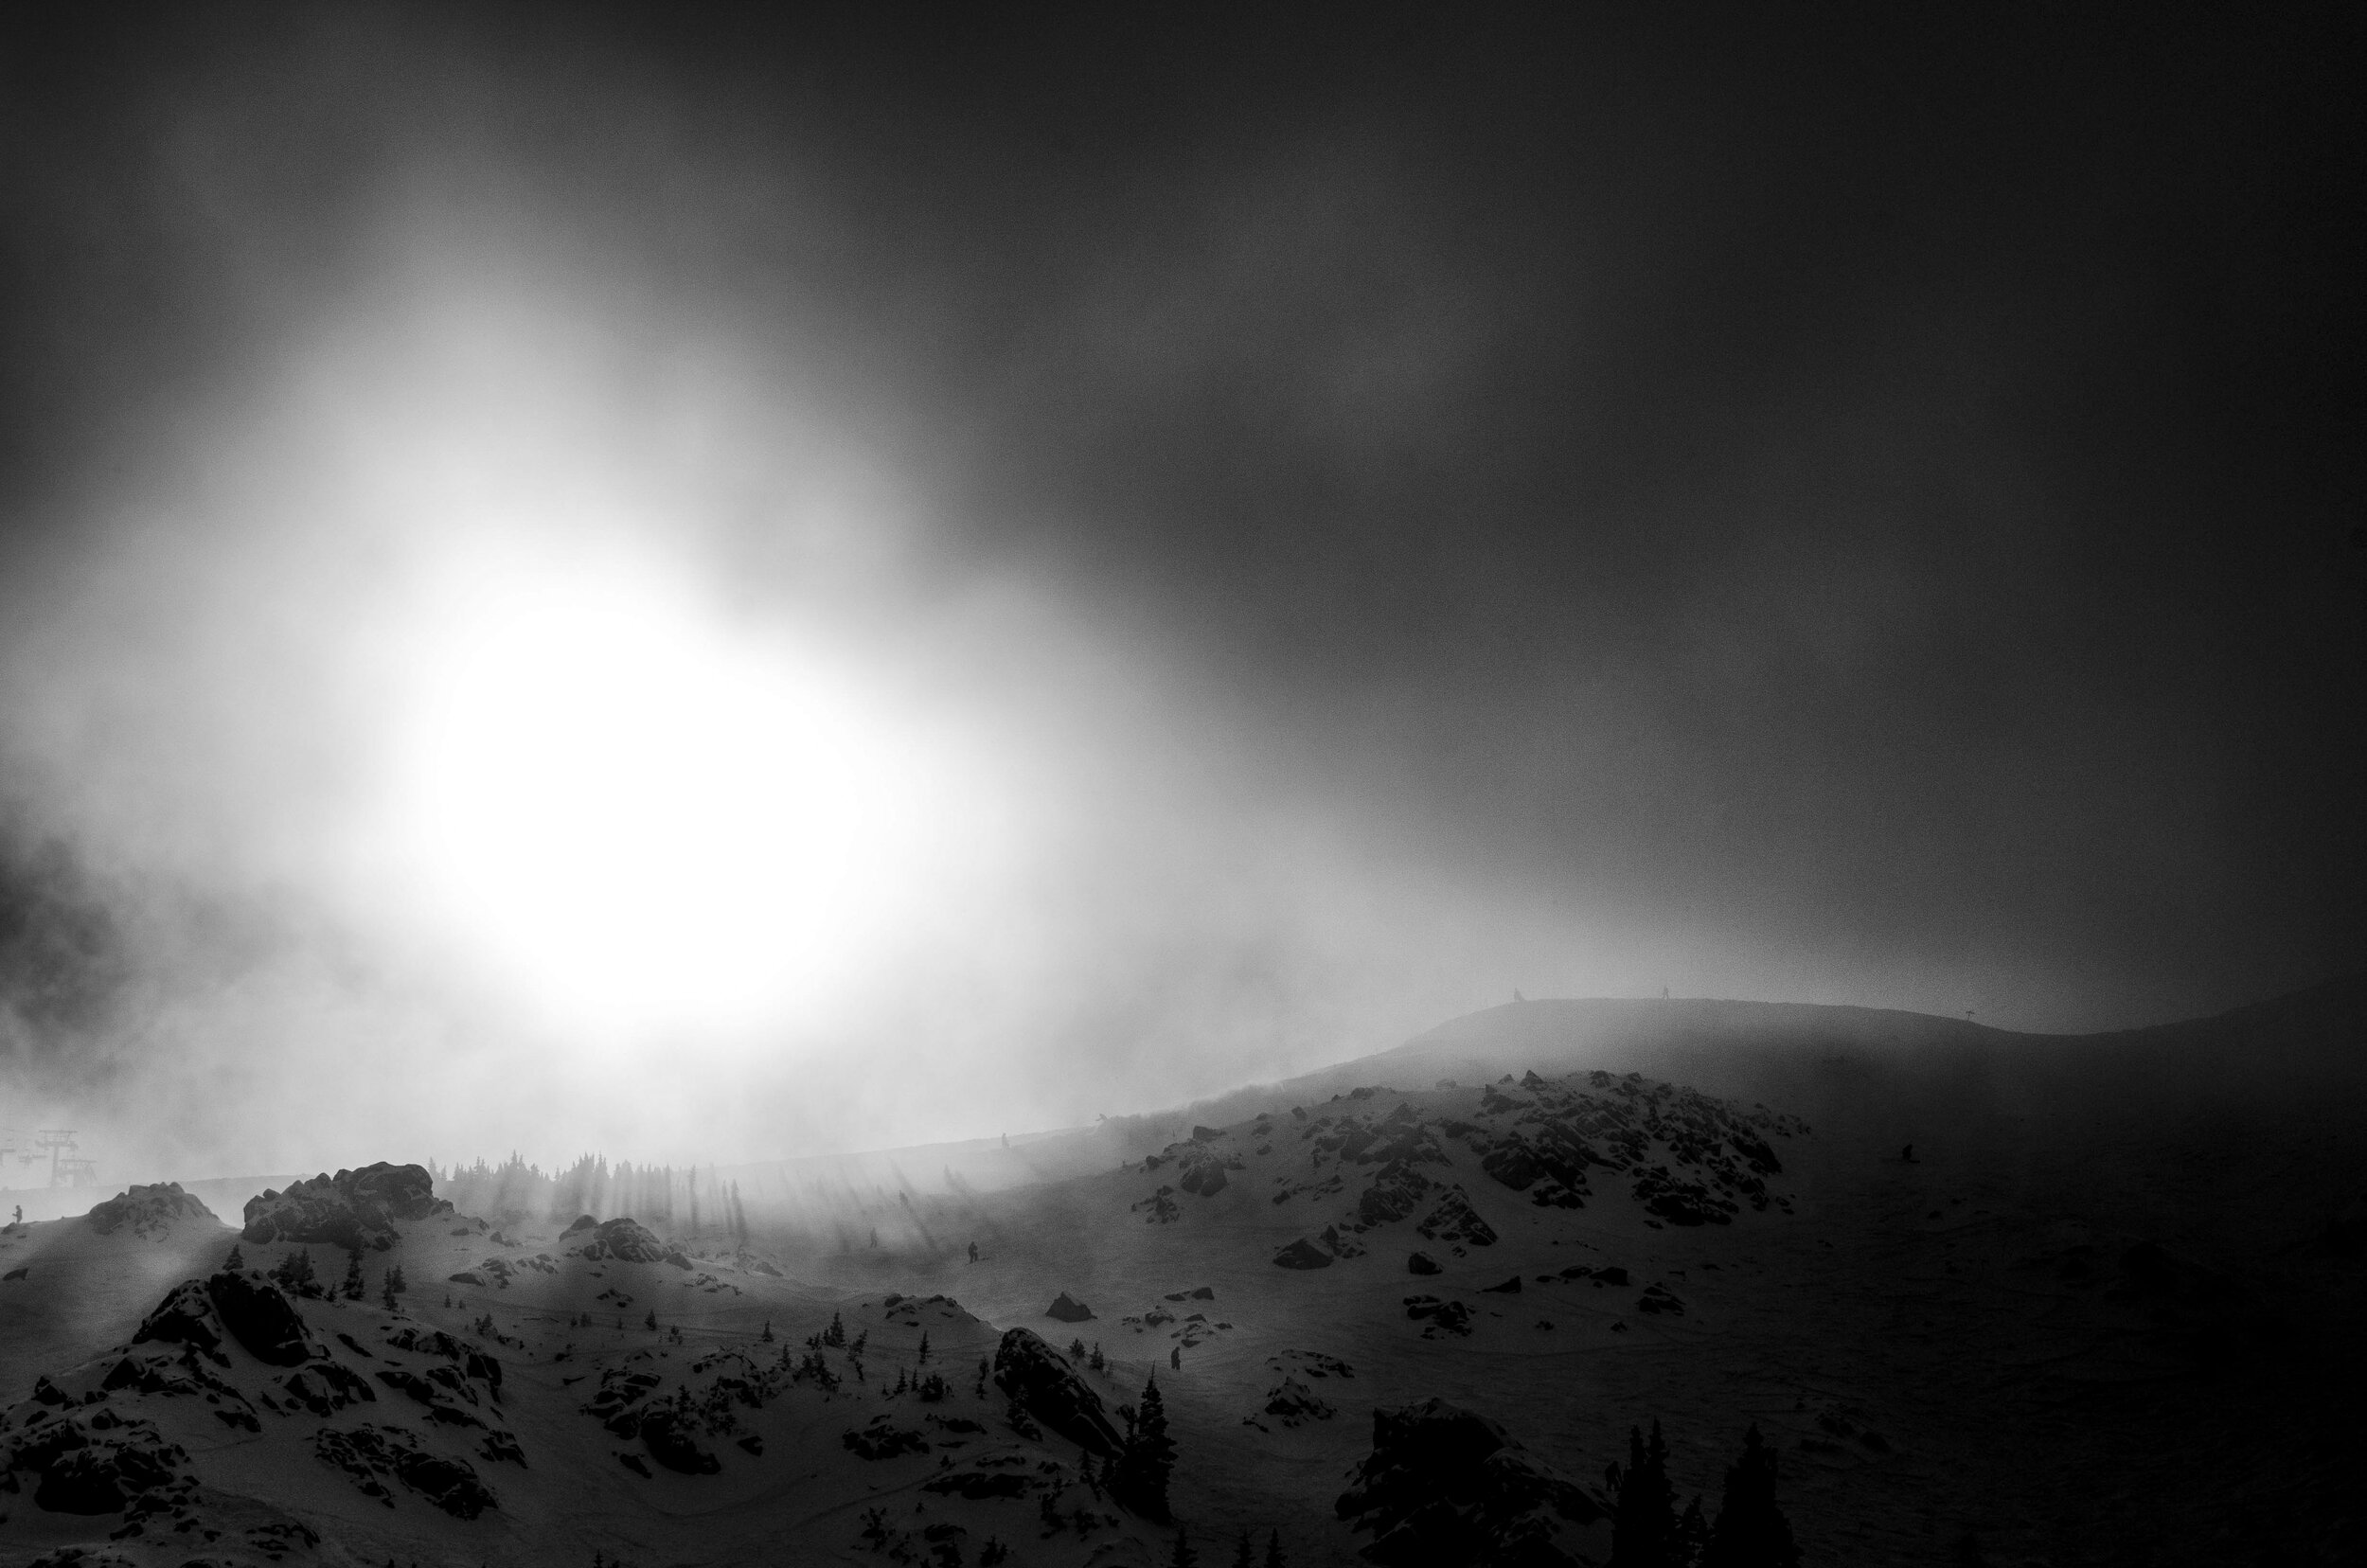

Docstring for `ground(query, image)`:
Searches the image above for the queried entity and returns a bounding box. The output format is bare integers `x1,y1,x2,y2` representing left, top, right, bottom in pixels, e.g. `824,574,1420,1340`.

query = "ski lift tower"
34,1130,80,1188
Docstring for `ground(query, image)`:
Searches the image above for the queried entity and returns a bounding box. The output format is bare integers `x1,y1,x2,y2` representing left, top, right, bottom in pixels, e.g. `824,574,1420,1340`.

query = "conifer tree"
1233,1528,1256,1566
389,1264,407,1293
381,1269,400,1312
1677,1495,1711,1567
1702,1426,1799,1568
342,1248,366,1300
918,1331,931,1363
223,1243,245,1272
1168,1522,1196,1568
1610,1420,1678,1568
761,1319,774,1343
1112,1372,1177,1522
1264,1528,1286,1567
646,1310,658,1331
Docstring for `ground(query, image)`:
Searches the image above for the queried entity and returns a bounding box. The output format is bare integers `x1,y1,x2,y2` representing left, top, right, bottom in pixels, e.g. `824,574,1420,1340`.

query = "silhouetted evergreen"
1112,1372,1177,1522
1610,1420,1678,1568
341,1248,366,1300
1263,1528,1286,1567
1702,1426,1799,1568
1168,1521,1196,1567
1677,1495,1711,1566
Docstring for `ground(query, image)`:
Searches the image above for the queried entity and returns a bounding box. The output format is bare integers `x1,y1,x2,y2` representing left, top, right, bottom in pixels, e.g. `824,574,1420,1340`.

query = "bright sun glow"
369,539,951,1040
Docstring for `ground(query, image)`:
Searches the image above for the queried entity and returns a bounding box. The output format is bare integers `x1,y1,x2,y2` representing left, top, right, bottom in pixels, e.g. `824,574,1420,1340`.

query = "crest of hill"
1142,974,2367,1147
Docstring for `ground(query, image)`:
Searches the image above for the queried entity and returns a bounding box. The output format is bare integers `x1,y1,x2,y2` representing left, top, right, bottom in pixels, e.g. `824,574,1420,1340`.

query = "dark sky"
1,4,2361,1167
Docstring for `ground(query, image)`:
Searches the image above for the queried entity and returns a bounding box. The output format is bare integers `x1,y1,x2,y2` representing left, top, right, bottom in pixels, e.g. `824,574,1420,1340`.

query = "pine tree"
223,1243,245,1272
1169,1522,1196,1568
381,1269,400,1312
1677,1495,1711,1567
389,1264,407,1294
1112,1372,1177,1523
1702,1426,1799,1568
760,1319,774,1343
1610,1420,1678,1568
646,1310,658,1331
1232,1528,1256,1566
918,1331,931,1364
1264,1528,1286,1567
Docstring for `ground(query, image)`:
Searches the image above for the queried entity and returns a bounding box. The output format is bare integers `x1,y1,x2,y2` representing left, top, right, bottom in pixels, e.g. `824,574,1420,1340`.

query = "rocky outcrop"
1407,1252,1443,1275
205,1269,315,1365
131,1279,231,1365
1357,1161,1435,1226
241,1163,451,1252
575,1217,685,1265
1337,1399,1601,1566
3,1411,190,1516
1044,1292,1095,1322
990,1327,1123,1457
1272,1238,1334,1270
639,1406,721,1473
312,1423,495,1518
1415,1188,1499,1248
86,1184,220,1238
1261,1377,1334,1425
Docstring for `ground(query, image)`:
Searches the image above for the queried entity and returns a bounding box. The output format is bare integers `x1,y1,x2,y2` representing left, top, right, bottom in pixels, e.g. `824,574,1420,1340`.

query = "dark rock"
1415,1188,1498,1248
85,1184,220,1239
1402,1297,1474,1337
205,1270,313,1365
1358,1160,1436,1227
563,1214,598,1234
639,1407,721,1474
241,1163,451,1252
1261,1377,1335,1425
577,1218,670,1262
736,1434,764,1456
616,1451,651,1478
1594,1266,1629,1287
1178,1158,1230,1197
1045,1292,1095,1322
1191,1125,1224,1142
130,1279,230,1366
991,1327,1124,1457
1481,1275,1523,1294
1272,1238,1335,1270
447,1272,487,1287
840,1416,930,1461
1337,1398,1600,1566
1636,1283,1684,1316
16,1419,186,1516
1407,1252,1443,1275
925,1469,1031,1500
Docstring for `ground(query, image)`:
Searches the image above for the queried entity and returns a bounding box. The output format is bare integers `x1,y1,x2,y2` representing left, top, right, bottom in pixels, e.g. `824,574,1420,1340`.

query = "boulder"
241,1164,451,1252
1272,1238,1334,1270
639,1407,721,1474
1407,1252,1443,1276
991,1327,1124,1457
1481,1275,1523,1294
578,1218,670,1263
1358,1161,1435,1226
1337,1398,1600,1566
1415,1188,1498,1248
131,1279,230,1365
1262,1377,1335,1425
205,1269,314,1365
1178,1158,1230,1197
86,1184,220,1238
562,1214,598,1234
1044,1292,1095,1322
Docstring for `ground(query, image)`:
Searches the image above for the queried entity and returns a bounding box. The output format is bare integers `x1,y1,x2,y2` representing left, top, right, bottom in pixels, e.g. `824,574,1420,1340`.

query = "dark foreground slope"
1,982,2360,1567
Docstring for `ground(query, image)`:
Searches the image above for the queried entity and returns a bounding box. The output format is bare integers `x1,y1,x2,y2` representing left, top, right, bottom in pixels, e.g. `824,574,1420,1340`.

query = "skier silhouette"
968,1241,979,1264
1170,1347,1181,1370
